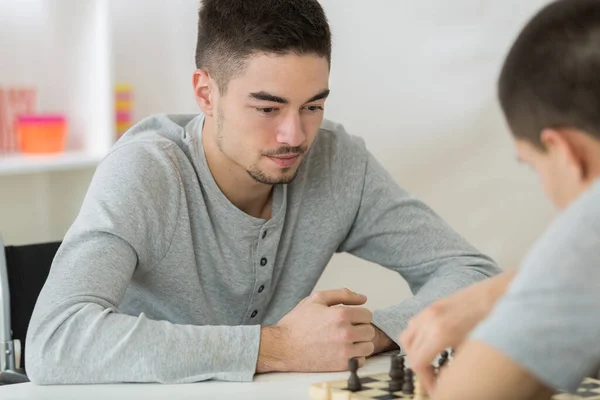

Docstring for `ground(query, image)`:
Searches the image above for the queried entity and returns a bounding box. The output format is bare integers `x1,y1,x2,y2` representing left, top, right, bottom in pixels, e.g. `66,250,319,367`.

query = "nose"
276,112,305,147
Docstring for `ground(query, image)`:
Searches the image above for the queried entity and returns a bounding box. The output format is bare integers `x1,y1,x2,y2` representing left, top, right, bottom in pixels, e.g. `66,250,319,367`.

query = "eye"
257,107,278,114
304,105,324,112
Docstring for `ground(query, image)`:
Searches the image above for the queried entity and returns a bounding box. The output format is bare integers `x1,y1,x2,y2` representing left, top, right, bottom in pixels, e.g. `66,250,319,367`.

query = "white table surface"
0,355,393,400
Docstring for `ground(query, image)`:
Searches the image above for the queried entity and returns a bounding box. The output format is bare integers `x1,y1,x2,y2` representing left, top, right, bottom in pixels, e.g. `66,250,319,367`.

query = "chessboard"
309,354,600,400
310,352,447,400
309,370,424,400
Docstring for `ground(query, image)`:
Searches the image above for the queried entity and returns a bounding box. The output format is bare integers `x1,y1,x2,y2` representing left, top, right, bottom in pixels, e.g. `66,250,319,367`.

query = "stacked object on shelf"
16,115,67,154
0,86,37,155
115,83,133,139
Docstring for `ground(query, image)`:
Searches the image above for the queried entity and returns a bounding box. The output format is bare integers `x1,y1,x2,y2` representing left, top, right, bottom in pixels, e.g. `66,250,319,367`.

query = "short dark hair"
195,0,332,93
498,0,600,148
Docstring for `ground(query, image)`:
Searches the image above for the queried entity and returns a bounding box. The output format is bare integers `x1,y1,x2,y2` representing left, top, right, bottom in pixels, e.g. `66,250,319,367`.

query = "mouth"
267,154,301,168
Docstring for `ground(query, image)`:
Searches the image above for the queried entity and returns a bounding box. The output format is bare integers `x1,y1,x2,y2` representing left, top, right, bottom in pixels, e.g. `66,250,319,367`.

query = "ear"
193,69,215,117
540,128,587,179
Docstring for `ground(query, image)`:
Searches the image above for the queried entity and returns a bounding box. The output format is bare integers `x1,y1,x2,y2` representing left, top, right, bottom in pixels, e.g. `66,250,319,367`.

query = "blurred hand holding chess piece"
398,271,516,392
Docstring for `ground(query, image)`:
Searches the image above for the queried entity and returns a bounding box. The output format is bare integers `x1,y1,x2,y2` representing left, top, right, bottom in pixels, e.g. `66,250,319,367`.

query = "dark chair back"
4,241,61,368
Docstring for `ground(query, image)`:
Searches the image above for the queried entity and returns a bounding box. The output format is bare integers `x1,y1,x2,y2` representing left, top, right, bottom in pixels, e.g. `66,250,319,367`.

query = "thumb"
311,288,367,306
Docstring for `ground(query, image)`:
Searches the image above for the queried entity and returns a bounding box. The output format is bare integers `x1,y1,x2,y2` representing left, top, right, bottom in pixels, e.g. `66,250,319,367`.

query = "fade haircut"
195,0,332,94
498,0,600,149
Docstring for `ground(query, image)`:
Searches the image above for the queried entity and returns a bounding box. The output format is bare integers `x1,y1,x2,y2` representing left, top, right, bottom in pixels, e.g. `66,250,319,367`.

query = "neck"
201,117,274,219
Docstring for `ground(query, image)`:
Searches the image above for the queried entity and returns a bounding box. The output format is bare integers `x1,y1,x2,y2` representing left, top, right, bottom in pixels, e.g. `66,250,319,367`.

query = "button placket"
250,225,275,321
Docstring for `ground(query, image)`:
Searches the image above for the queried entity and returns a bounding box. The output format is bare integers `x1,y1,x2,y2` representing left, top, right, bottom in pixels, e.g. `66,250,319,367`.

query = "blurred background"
0,0,556,310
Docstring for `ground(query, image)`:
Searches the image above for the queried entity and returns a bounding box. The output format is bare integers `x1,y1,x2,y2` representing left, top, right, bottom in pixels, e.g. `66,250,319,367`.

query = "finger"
345,323,376,343
355,356,366,369
399,319,418,353
343,307,373,325
417,365,436,394
351,341,375,358
409,327,440,371
310,288,367,307
408,329,437,393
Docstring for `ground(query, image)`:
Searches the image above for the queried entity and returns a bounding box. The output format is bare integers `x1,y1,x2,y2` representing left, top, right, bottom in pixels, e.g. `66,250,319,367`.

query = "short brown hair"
195,0,332,93
498,0,600,148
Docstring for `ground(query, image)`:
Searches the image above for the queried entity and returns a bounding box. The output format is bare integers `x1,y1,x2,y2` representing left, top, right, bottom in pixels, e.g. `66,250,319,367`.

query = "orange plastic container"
16,115,67,154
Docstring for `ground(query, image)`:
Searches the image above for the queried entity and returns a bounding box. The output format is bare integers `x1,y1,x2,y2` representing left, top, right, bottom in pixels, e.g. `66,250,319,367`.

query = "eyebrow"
249,89,330,105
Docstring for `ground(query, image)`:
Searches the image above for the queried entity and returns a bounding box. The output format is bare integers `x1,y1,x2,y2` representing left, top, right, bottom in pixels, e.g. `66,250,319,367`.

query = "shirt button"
251,310,258,318
258,285,265,293
260,257,267,266
262,230,267,239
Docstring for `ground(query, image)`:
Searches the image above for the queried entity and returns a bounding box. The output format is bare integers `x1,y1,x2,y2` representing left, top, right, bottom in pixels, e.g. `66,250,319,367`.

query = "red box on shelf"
16,115,67,154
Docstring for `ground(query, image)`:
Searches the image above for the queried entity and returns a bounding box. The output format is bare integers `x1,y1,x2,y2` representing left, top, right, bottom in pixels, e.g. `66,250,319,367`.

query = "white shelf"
0,151,104,176
0,0,114,176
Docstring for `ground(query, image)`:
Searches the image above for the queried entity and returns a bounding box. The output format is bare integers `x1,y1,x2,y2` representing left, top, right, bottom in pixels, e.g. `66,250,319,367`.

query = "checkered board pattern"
553,378,600,400
309,374,600,400
309,372,420,400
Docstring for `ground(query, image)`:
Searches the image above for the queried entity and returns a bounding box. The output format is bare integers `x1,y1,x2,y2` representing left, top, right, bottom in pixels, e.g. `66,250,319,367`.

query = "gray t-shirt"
472,179,600,393
25,113,500,384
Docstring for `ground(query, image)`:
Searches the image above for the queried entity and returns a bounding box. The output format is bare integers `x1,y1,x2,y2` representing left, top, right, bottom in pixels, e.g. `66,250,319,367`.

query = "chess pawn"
438,350,449,368
347,357,362,392
388,355,404,392
402,368,414,395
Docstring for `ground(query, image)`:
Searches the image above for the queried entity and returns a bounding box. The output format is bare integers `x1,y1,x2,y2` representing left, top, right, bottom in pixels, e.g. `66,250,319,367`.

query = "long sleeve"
25,141,260,384
332,129,502,345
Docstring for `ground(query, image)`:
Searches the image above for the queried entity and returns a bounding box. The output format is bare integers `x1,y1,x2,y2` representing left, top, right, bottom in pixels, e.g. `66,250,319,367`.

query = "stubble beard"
215,107,301,185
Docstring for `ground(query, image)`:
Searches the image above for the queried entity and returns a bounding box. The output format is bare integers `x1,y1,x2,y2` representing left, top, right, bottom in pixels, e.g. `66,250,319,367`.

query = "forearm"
478,268,517,311
372,258,500,345
431,340,555,400
26,301,260,384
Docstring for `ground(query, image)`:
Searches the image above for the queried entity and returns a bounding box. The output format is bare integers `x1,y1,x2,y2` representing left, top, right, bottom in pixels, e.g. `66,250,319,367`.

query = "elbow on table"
24,317,85,385
24,337,72,385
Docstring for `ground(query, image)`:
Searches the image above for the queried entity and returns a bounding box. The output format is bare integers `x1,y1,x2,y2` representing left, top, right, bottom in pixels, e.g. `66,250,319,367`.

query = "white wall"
0,0,557,310
314,0,557,308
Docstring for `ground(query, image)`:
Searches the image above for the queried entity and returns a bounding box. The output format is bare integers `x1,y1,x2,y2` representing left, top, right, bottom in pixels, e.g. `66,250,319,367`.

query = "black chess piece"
347,358,362,392
438,350,449,368
402,368,414,395
388,355,404,392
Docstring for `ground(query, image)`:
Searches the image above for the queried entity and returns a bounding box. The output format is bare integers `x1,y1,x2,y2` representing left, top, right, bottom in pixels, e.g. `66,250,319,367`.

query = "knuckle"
310,291,322,301
334,308,350,323
423,307,436,320
428,302,445,317
339,328,353,343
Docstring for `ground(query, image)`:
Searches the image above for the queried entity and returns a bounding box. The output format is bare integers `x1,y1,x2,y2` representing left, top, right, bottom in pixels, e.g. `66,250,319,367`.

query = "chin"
248,167,299,185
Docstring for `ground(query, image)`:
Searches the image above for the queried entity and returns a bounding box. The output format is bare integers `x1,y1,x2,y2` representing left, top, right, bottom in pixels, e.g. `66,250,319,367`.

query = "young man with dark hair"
400,1,600,399
25,0,499,385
